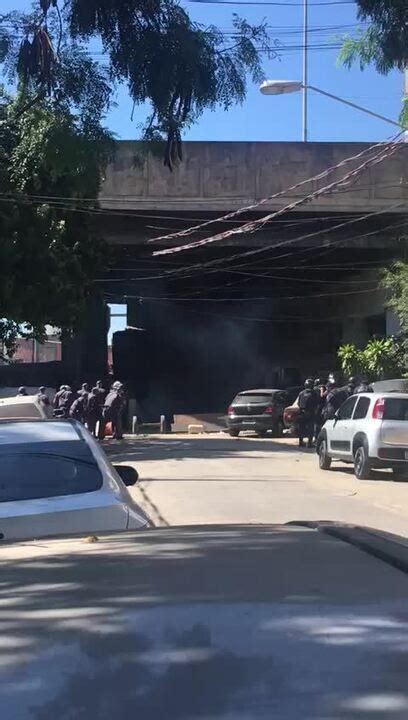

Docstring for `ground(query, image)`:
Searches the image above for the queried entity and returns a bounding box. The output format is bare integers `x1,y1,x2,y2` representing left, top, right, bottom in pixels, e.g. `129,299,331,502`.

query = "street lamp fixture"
259,79,403,136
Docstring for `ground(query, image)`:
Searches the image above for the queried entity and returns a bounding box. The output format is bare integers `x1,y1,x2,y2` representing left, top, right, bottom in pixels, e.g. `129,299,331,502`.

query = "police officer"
95,380,106,401
313,378,326,440
37,386,50,410
298,378,318,448
355,377,373,394
60,385,75,418
102,381,125,440
323,378,349,421
53,385,66,411
86,387,103,437
78,382,90,398
345,377,357,397
69,393,87,423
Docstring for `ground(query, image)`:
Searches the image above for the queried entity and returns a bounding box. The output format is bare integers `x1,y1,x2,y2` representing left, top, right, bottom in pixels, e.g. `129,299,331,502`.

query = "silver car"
0,419,150,541
317,392,408,479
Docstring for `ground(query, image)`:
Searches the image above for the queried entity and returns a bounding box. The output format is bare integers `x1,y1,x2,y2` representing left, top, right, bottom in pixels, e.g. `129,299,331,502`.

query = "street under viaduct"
67,140,408,416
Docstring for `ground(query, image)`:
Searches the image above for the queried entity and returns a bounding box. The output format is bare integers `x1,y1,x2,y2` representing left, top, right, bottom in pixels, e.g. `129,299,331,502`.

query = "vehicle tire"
318,439,332,470
354,445,371,480
392,465,408,480
229,429,240,437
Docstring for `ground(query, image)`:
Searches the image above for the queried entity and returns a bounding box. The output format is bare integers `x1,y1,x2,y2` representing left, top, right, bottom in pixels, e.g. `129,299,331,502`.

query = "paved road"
105,434,408,536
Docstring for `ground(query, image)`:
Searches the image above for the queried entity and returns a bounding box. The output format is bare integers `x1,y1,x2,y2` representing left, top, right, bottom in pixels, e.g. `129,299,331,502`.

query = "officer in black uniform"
298,378,318,448
355,377,373,394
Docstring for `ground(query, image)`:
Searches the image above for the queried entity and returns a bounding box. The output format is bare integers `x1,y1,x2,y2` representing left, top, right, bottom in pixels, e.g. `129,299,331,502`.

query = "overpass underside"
62,140,408,413
90,207,406,416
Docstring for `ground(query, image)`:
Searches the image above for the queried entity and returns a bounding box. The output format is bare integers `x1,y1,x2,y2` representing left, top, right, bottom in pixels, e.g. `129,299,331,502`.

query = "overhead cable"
149,135,403,245
153,141,404,257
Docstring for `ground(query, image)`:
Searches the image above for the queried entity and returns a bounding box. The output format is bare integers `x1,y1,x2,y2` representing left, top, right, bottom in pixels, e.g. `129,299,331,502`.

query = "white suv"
317,393,408,480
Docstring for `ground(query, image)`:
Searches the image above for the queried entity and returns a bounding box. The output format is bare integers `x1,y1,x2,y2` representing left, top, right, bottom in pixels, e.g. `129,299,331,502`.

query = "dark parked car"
226,388,291,437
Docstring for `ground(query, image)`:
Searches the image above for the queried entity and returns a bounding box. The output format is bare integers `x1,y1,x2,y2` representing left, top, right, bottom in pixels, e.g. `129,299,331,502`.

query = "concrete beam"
100,141,408,214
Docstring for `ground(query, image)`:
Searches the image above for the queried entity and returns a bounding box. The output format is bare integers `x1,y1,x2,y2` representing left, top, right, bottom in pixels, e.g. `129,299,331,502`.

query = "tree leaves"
338,337,406,380
54,1,276,163
0,49,112,351
339,0,408,73
383,261,408,371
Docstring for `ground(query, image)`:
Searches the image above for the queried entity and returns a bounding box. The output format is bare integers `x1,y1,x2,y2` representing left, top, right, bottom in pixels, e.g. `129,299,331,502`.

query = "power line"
152,141,403,257
95,214,407,286
148,138,403,246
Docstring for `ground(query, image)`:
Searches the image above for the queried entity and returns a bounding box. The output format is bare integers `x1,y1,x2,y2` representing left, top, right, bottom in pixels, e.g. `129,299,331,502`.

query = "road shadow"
329,465,406,483
104,435,302,464
2,525,408,720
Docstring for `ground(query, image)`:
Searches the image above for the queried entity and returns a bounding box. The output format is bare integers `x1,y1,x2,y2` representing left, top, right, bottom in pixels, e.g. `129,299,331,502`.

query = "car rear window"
0,440,103,502
383,398,408,421
234,394,274,404
0,403,42,419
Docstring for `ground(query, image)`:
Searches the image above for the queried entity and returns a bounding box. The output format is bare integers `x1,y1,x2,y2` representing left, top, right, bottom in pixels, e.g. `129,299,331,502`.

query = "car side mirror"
114,464,139,486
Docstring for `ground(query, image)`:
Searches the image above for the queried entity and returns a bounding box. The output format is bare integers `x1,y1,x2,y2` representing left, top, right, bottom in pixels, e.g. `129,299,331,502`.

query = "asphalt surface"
3,525,408,720
105,434,408,536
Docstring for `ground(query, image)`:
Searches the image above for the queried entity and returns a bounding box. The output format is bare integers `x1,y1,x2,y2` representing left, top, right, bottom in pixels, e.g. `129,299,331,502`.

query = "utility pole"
302,0,308,142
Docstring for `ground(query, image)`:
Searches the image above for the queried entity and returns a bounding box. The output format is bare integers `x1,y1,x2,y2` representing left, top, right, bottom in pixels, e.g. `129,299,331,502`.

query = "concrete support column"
62,296,109,384
127,297,151,329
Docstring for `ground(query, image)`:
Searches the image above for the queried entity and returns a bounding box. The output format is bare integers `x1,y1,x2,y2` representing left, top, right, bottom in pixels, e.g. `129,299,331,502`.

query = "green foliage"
339,0,408,73
337,344,365,378
0,45,113,353
383,261,408,368
6,1,277,167
338,336,406,381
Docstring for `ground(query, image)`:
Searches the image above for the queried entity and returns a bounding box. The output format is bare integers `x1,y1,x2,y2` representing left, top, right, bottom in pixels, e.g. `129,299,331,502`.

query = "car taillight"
372,397,385,420
228,406,234,416
264,406,274,414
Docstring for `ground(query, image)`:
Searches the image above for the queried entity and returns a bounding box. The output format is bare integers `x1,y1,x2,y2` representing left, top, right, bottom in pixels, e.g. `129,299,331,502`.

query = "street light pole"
260,80,402,130
307,84,402,129
302,0,308,142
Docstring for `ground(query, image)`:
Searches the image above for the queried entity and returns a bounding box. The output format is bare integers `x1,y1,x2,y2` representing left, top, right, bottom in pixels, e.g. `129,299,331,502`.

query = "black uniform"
323,386,349,421
355,381,373,394
69,394,87,423
298,388,318,447
102,388,125,440
314,385,326,440
60,389,75,419
86,389,103,437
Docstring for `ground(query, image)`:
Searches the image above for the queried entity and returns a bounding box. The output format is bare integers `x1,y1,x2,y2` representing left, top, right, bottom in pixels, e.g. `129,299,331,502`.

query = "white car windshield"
0,440,103,502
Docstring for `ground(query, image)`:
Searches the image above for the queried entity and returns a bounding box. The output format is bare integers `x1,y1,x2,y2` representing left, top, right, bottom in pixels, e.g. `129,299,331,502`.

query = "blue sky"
2,0,404,143
2,1,404,340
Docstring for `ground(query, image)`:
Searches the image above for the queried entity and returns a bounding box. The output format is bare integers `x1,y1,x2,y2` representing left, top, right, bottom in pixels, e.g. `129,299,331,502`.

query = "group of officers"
17,380,126,440
297,374,372,448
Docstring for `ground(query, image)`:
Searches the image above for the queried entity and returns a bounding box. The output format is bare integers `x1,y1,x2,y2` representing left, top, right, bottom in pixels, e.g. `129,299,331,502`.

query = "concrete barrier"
174,413,227,433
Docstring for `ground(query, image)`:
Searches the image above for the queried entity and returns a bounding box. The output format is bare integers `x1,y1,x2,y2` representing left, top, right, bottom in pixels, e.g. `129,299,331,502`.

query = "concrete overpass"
66,141,408,413
100,140,408,216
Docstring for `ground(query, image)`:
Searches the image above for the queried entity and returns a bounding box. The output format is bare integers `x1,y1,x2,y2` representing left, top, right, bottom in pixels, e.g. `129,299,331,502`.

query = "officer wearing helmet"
298,378,318,448
37,386,50,412
355,377,373,394
101,380,125,440
345,377,357,397
313,378,326,440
